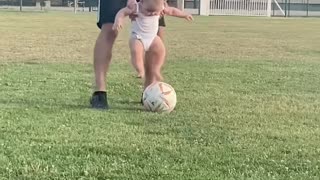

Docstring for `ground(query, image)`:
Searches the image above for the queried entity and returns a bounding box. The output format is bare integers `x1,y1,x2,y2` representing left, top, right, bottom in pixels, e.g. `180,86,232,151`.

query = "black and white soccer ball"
143,82,177,113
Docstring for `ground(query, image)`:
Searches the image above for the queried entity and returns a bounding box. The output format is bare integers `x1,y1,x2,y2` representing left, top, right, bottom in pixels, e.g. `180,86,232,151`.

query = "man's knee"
100,24,118,43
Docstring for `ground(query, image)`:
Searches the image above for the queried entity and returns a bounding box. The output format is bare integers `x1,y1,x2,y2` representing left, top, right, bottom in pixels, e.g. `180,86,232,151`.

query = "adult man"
91,0,167,109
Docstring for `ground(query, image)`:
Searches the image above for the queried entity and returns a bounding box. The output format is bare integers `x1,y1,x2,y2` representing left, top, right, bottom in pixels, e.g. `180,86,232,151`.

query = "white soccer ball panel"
143,82,177,113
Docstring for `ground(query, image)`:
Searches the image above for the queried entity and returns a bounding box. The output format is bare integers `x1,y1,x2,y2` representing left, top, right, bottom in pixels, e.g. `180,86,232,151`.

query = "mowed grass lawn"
0,11,320,179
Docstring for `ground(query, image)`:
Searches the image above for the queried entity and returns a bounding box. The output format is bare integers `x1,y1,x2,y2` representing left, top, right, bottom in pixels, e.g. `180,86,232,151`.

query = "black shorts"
97,0,166,29
159,16,166,27
97,0,127,29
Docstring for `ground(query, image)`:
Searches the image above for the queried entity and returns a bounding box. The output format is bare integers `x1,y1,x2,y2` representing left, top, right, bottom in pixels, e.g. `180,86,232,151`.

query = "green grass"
0,11,320,179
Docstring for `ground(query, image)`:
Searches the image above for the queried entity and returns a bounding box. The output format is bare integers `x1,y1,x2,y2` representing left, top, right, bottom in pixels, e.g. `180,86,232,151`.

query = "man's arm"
163,7,193,21
112,7,134,32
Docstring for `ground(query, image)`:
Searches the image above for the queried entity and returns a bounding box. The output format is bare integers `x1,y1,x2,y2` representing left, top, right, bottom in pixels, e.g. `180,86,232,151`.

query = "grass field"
0,11,320,179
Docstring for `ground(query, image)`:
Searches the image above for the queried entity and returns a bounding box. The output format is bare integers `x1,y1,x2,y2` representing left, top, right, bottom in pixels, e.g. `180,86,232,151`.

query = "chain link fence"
272,0,320,17
180,0,320,17
0,0,98,11
0,0,319,17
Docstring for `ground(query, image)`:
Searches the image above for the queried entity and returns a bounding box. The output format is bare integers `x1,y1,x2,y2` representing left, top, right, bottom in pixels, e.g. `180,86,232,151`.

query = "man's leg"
91,24,117,109
91,0,127,109
94,24,117,92
129,38,145,78
157,17,166,40
144,36,166,89
157,27,165,40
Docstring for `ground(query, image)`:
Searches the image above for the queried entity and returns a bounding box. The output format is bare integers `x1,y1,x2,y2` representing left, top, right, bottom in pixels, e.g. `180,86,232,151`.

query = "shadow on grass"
0,98,88,110
0,97,145,112
114,99,141,105
109,98,145,112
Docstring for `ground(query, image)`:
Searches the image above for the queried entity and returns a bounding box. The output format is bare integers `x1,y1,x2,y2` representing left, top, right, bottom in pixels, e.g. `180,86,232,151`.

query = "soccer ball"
143,82,177,113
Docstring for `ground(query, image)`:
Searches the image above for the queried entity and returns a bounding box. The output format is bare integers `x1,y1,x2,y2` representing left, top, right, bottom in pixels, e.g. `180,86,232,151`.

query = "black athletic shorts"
159,16,166,27
97,0,166,29
97,0,127,29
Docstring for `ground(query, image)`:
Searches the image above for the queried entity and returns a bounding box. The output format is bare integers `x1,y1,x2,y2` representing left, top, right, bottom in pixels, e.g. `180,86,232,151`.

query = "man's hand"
127,1,138,21
112,21,123,32
129,13,138,21
160,1,169,17
160,10,165,17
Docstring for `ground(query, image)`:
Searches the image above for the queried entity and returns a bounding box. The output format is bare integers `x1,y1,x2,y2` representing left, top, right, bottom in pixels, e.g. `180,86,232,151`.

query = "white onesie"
131,2,161,51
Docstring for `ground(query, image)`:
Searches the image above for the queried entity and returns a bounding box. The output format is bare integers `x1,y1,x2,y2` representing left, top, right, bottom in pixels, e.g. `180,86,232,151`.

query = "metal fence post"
267,0,272,17
272,0,275,16
307,0,309,17
288,0,290,16
284,0,287,17
74,0,77,13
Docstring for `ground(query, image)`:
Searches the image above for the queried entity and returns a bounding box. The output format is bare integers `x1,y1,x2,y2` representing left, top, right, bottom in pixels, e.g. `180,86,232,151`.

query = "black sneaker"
90,91,109,109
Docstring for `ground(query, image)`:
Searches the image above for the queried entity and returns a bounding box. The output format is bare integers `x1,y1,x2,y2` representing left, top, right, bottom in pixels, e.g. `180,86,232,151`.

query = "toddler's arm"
163,7,193,21
112,7,135,32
